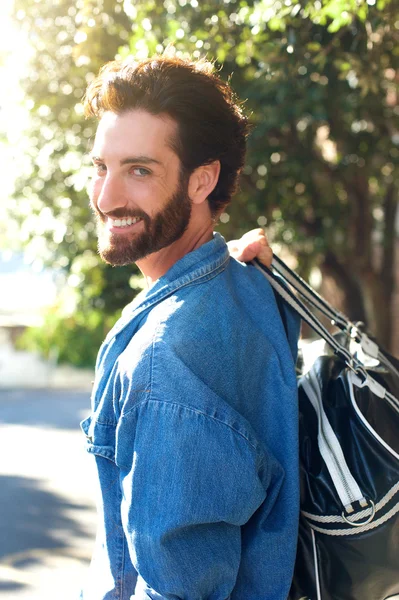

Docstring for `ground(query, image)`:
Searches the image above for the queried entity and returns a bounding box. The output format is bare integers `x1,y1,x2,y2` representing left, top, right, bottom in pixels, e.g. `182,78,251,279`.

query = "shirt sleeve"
116,399,269,600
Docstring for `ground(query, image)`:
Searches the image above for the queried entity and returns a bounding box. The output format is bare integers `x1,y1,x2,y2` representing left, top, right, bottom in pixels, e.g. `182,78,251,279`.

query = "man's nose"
95,175,127,215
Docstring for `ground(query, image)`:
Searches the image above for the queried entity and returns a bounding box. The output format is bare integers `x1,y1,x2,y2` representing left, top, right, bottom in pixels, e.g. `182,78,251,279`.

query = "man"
81,54,300,600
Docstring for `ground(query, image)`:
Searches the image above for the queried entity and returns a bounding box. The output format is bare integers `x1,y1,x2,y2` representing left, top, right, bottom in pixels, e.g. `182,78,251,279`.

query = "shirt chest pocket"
80,415,117,463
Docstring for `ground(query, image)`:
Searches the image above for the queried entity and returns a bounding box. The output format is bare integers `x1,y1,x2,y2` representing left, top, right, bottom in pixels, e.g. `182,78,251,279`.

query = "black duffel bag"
253,257,399,600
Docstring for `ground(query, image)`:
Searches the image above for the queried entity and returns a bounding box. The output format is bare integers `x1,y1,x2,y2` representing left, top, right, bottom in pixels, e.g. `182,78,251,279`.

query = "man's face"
89,110,191,266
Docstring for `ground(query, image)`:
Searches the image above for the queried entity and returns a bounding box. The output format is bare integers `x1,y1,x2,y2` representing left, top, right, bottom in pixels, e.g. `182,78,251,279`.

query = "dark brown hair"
84,55,249,215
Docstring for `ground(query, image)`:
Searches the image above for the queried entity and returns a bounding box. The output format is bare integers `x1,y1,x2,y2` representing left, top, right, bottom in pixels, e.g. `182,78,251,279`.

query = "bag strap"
254,258,399,522
252,259,399,414
272,254,347,328
271,255,399,380
252,260,367,378
272,286,289,339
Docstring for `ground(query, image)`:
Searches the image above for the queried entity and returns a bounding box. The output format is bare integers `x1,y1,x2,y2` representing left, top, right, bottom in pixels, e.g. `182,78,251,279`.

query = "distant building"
0,251,57,343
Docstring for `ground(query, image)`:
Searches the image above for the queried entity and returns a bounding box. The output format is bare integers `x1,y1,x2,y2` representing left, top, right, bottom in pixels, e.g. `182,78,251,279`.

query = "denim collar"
105,232,230,342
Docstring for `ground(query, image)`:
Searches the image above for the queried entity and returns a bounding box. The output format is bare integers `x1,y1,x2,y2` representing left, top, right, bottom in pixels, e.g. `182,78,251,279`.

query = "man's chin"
98,237,158,265
99,247,143,266
97,231,146,265
100,254,134,267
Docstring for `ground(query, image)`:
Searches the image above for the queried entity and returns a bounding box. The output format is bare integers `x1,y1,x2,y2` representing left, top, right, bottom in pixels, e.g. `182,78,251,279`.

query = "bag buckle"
342,499,376,527
346,360,367,383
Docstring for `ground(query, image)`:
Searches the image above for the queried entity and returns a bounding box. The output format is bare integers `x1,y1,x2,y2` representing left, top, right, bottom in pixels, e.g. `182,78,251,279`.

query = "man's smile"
106,216,144,232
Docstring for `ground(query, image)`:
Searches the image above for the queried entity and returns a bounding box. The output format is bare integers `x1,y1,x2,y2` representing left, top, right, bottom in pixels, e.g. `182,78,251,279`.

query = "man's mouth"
107,216,144,229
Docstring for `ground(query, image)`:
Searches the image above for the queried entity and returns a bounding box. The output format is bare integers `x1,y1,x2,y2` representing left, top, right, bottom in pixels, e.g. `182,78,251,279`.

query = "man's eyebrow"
90,154,162,166
120,156,163,166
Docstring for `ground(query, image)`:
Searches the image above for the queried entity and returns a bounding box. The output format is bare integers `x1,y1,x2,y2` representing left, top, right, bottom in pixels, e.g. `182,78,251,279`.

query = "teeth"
110,217,142,228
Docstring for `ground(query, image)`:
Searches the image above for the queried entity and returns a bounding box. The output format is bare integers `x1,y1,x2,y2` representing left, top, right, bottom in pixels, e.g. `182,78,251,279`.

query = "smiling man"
90,109,207,282
81,55,300,600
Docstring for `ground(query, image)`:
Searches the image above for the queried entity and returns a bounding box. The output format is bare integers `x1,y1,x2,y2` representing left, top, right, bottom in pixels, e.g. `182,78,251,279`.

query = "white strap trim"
348,372,399,460
302,480,399,524
305,500,399,536
350,371,399,414
311,528,322,600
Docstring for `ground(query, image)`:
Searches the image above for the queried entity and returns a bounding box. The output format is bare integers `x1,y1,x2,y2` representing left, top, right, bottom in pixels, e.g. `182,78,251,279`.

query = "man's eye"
93,163,106,175
131,167,150,177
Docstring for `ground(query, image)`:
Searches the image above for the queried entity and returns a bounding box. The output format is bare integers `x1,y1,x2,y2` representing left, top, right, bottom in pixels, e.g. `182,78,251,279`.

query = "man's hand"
227,228,273,267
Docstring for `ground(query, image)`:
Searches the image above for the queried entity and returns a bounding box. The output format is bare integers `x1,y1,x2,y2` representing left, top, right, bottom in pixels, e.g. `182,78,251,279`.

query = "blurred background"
0,0,398,597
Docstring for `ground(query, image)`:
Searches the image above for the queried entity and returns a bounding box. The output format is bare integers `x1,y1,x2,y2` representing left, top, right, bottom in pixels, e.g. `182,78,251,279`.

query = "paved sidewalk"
0,388,97,599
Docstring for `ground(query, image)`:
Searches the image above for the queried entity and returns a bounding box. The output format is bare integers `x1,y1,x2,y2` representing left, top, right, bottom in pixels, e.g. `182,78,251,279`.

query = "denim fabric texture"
80,233,300,600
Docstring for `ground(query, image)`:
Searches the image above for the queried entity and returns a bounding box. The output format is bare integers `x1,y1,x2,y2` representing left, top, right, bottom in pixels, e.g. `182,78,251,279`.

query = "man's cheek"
88,179,102,210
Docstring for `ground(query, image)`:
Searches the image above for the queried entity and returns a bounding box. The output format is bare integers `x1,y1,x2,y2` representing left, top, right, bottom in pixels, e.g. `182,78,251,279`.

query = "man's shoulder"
151,258,274,320
151,258,291,336
120,256,299,376
143,258,296,362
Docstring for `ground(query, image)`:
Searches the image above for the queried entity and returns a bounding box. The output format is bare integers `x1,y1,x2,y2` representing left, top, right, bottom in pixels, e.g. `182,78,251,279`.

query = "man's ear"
188,160,221,205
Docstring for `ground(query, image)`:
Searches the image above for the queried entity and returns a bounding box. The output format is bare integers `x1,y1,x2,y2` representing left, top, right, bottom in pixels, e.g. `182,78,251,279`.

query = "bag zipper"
301,370,366,511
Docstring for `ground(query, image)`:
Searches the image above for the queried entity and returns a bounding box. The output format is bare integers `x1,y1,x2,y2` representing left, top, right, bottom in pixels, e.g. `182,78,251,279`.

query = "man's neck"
137,222,215,288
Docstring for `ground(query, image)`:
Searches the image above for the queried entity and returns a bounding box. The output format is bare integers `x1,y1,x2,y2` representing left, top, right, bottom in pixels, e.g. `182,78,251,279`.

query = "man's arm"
116,400,275,600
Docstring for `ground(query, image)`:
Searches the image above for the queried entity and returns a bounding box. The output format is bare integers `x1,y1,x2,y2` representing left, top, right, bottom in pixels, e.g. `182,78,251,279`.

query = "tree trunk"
360,269,393,351
321,251,368,325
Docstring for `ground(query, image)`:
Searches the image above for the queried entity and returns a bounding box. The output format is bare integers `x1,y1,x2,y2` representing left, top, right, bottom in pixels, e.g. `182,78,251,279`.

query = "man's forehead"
94,109,178,155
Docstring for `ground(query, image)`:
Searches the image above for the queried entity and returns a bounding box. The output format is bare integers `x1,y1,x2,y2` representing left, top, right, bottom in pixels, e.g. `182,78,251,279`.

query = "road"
0,388,97,599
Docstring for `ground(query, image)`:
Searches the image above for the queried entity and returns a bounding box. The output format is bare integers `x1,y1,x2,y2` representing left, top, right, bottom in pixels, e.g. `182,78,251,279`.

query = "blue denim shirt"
80,233,300,600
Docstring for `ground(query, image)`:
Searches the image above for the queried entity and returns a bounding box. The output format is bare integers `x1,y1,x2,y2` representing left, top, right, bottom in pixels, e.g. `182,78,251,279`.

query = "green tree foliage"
126,0,398,349
11,0,141,365
11,0,399,364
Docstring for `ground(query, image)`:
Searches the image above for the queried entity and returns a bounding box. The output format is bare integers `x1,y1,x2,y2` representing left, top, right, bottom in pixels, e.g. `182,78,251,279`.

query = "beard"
93,174,192,266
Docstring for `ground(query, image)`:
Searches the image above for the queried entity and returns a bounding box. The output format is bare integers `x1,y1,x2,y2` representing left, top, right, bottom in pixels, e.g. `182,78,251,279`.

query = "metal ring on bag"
342,500,376,527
